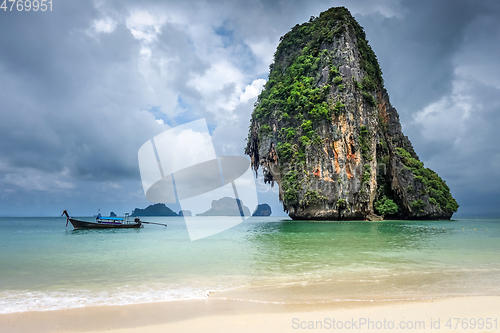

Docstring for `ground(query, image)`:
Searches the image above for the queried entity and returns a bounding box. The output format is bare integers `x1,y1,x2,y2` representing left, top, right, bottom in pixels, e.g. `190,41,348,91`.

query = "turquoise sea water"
0,216,499,313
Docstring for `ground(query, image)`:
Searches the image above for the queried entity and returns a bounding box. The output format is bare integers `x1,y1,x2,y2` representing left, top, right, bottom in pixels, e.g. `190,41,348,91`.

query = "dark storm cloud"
0,2,97,95
0,2,162,182
0,0,499,216
358,0,482,118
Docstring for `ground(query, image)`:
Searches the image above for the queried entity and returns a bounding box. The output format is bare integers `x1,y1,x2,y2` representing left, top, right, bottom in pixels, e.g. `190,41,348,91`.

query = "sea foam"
0,285,218,314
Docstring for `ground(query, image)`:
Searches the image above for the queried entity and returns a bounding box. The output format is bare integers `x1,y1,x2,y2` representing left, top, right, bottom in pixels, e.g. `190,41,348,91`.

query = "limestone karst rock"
245,7,458,220
252,203,273,216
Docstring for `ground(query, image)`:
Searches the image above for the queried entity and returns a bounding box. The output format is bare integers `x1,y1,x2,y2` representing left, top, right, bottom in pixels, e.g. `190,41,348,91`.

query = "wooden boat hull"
69,218,142,229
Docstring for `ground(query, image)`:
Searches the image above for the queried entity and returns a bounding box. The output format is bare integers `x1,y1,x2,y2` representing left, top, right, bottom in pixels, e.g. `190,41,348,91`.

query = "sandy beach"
1,295,499,333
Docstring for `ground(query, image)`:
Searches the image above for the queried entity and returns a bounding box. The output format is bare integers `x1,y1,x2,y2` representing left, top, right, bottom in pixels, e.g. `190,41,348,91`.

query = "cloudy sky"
0,0,499,217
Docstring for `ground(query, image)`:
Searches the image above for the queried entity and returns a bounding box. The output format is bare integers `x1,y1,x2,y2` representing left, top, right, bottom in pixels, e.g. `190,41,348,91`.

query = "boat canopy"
98,217,124,221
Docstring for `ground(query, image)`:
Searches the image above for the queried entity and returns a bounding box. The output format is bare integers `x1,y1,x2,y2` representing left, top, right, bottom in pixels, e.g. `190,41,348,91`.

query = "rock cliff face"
245,7,458,220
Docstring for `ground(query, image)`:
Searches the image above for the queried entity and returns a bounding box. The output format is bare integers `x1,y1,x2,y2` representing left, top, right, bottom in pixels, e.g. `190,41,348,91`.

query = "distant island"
197,197,251,216
252,204,272,216
131,203,178,217
130,202,272,217
178,210,192,217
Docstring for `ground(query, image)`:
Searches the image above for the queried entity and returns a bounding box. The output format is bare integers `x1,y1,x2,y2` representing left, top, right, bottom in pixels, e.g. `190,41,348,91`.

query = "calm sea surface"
0,216,499,313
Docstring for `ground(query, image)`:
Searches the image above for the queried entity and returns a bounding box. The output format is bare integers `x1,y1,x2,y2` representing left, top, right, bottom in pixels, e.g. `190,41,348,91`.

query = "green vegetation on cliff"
273,7,383,91
396,148,459,213
252,52,332,124
250,6,383,127
374,196,399,216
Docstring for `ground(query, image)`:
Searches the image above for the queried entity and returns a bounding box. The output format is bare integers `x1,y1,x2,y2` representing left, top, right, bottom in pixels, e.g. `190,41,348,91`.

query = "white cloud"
189,61,243,96
412,79,473,144
239,79,266,104
187,60,247,116
93,17,117,34
126,10,167,42
2,168,75,192
246,39,277,74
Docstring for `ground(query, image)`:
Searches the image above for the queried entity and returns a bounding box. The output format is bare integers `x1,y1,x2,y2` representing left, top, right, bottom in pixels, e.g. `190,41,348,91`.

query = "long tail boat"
61,210,168,229
61,210,142,229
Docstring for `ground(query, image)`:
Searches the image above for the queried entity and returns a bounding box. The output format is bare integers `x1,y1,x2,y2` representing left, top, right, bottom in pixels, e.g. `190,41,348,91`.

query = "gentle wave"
0,285,221,314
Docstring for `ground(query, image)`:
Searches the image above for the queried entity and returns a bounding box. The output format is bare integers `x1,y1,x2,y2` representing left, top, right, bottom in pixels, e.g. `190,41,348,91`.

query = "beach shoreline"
1,295,499,333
